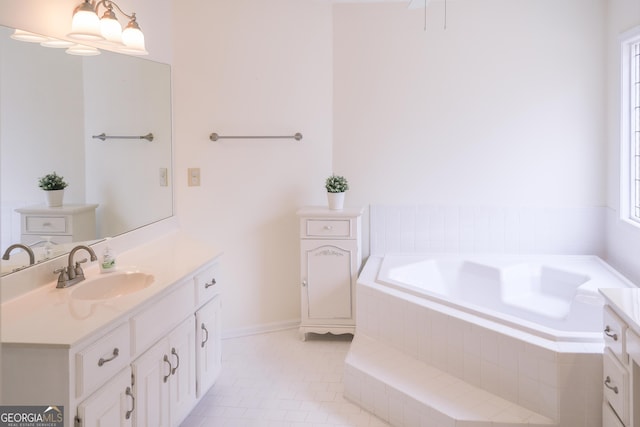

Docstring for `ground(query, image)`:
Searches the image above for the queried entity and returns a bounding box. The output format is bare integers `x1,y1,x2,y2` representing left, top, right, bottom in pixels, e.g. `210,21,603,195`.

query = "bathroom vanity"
1,225,222,427
600,288,640,427
296,206,363,340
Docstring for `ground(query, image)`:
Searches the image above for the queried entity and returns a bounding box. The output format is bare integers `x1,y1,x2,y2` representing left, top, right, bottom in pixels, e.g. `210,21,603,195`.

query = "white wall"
334,0,607,258
605,0,640,283
172,0,333,334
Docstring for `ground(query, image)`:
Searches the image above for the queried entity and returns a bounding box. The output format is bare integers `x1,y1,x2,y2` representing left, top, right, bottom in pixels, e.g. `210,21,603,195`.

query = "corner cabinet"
600,291,640,427
1,258,222,427
296,206,363,340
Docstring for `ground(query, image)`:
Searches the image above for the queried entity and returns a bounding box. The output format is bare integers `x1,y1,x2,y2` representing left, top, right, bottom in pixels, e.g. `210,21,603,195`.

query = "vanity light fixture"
10,29,48,43
68,0,148,55
40,38,76,49
65,44,101,56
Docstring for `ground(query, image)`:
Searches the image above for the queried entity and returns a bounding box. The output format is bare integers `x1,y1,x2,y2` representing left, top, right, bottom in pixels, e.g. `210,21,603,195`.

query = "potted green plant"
38,172,68,207
325,174,349,210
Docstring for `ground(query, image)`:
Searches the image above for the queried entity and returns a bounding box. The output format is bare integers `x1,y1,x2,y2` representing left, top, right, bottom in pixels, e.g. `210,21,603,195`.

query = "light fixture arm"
95,0,136,22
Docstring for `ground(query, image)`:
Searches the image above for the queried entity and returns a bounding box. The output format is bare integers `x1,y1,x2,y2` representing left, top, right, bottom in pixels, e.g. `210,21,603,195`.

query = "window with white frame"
621,26,640,225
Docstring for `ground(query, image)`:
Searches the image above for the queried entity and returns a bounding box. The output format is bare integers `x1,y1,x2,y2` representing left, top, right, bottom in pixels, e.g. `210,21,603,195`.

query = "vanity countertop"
1,230,222,348
600,287,640,336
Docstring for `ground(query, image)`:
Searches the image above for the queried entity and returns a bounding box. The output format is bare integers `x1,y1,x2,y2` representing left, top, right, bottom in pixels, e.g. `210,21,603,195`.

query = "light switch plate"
159,168,168,187
188,168,200,186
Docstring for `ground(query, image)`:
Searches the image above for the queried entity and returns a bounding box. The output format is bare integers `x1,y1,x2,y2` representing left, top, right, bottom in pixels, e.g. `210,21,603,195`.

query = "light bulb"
68,0,104,41
120,16,148,55
100,8,123,44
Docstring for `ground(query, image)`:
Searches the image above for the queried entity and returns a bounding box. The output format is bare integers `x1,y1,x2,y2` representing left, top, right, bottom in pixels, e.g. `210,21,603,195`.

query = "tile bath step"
343,335,556,426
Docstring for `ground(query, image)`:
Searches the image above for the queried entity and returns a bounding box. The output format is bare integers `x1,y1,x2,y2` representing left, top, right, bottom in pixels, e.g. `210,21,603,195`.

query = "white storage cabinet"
296,206,363,340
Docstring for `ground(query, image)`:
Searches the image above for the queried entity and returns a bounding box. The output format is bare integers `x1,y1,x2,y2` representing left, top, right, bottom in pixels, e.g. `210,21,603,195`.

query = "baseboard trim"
222,319,300,339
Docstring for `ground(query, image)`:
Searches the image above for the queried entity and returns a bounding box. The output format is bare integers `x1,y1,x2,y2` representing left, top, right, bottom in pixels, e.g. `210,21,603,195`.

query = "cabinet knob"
97,348,119,367
302,280,307,287
125,386,135,419
201,323,209,348
604,325,618,341
324,225,333,230
171,347,180,375
604,376,619,394
163,355,172,383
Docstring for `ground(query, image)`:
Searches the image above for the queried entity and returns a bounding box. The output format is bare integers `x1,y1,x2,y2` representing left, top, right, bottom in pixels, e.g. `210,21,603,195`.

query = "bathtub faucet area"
55,245,98,289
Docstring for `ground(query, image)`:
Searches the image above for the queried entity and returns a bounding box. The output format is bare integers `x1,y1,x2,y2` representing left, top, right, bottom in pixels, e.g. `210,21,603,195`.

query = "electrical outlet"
188,168,200,187
159,168,168,187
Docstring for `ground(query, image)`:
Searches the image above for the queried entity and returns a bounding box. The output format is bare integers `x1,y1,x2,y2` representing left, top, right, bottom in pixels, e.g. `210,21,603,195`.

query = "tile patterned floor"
180,328,390,427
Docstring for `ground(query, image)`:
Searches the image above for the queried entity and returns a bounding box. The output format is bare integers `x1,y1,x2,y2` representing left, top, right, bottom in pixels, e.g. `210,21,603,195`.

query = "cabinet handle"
163,355,172,383
171,347,180,375
604,376,619,394
125,386,135,419
604,326,618,341
205,278,217,289
97,348,119,367
201,323,209,348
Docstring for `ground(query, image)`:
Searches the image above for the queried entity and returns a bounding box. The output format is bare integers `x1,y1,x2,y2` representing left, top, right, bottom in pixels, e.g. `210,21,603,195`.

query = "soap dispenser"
100,241,117,273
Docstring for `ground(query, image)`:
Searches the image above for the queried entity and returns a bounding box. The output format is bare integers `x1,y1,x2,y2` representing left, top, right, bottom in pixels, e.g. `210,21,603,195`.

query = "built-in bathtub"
344,254,635,426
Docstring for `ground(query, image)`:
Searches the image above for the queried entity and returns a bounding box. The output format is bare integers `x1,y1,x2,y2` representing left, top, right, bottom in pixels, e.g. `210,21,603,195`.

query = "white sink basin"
71,271,155,300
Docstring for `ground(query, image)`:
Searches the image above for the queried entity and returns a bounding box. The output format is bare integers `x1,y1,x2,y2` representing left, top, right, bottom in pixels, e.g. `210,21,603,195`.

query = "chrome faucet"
2,243,35,266
55,245,98,289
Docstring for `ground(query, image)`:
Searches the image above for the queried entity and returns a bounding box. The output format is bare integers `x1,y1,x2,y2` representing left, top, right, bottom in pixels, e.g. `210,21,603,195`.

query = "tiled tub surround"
369,205,605,256
344,255,634,426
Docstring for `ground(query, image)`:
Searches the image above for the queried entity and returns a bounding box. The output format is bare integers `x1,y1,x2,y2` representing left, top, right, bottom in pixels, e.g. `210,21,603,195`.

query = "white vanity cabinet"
196,295,222,397
77,367,134,427
132,316,196,427
15,204,98,246
1,254,222,427
296,207,363,340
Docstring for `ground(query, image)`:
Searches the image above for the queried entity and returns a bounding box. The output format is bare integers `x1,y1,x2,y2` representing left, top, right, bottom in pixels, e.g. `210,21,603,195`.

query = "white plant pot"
327,192,345,210
45,189,64,207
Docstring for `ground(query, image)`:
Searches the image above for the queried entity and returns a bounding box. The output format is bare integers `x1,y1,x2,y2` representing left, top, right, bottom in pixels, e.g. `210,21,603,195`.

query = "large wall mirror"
0,25,173,276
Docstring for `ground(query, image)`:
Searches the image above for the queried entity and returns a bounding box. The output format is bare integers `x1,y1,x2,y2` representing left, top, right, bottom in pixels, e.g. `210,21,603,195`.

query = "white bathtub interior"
377,254,633,336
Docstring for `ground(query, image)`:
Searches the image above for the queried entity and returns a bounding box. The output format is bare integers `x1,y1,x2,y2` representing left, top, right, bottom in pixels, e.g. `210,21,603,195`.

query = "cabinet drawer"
604,306,627,364
131,279,195,355
76,322,130,398
194,262,220,307
24,216,67,234
303,219,352,238
603,348,629,426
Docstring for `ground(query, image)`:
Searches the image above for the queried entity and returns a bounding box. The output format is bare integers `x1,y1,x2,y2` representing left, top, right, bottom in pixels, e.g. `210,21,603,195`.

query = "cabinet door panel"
301,240,355,321
131,338,170,427
196,296,222,397
77,367,132,427
168,315,197,426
